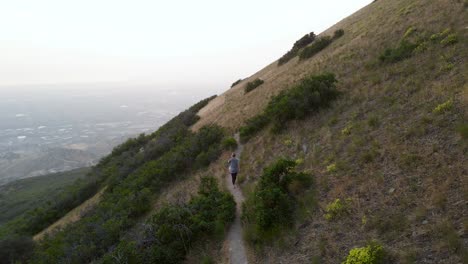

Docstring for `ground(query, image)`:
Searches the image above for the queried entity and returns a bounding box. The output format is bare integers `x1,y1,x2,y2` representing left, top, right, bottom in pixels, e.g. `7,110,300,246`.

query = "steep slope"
194,0,466,132
1,0,465,263
191,0,467,263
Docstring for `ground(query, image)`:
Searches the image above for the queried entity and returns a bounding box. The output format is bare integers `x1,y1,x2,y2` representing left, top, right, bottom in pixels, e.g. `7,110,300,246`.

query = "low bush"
244,79,264,93
379,40,419,63
266,73,339,132
239,114,269,142
433,99,453,114
231,79,243,88
324,198,351,221
343,242,385,264
403,26,416,39
299,36,333,60
430,28,451,42
440,33,458,46
221,137,238,150
242,159,311,243
326,163,338,173
278,32,316,65
333,29,345,39
239,73,339,142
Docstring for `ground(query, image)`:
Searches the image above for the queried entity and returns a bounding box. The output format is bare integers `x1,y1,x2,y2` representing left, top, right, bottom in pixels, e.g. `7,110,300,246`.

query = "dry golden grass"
33,187,107,241
190,0,467,263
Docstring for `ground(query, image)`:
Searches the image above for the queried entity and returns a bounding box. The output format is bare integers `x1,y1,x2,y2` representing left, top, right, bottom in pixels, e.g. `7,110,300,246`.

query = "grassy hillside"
0,168,89,225
1,0,465,263
192,0,467,263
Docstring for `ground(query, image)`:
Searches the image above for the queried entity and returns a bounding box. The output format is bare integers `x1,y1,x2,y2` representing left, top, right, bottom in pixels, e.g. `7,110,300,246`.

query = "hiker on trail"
228,153,239,187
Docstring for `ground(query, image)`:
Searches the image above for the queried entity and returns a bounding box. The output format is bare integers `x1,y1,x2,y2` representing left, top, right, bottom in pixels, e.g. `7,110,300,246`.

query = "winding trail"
225,133,248,264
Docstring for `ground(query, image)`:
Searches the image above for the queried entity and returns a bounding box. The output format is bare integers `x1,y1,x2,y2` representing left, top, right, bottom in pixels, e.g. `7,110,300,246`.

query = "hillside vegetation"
0,95,241,263
1,0,466,263
0,168,89,226
192,0,467,263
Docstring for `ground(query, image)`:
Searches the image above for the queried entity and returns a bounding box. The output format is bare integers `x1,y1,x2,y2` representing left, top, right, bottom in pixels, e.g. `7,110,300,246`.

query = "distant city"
0,84,221,185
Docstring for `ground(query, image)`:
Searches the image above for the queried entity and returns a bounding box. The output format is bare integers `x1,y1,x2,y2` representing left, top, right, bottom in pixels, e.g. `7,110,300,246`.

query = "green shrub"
342,123,353,135
231,79,243,88
440,33,458,46
102,176,235,264
265,73,339,132
239,73,338,142
403,26,416,39
430,28,450,42
244,78,265,93
242,159,311,243
299,36,333,60
222,137,238,150
433,99,453,113
333,29,345,39
278,32,316,65
239,114,270,142
326,163,337,173
379,40,419,63
324,198,351,221
343,242,385,264
413,41,428,53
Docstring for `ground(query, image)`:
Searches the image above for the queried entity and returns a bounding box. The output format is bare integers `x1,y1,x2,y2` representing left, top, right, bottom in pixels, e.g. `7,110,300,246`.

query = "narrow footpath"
225,133,248,264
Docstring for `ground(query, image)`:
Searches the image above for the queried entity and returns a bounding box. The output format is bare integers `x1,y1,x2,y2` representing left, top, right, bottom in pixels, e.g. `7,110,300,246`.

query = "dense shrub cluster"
101,177,235,264
244,78,265,93
242,159,311,243
299,36,333,60
239,73,339,142
278,32,316,65
231,79,243,88
278,29,344,65
343,242,385,264
31,125,225,263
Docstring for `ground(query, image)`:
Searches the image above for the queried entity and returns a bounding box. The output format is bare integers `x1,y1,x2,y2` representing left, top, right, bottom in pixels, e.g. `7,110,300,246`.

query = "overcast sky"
0,0,371,89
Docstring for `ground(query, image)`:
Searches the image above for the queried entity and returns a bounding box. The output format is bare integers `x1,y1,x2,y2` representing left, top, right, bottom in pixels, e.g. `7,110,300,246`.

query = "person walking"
228,153,239,188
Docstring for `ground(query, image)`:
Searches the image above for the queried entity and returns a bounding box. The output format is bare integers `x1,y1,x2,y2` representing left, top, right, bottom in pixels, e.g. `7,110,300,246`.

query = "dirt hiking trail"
224,133,248,264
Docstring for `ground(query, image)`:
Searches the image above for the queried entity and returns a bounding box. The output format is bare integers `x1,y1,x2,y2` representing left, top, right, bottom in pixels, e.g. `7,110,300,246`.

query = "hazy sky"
0,0,371,89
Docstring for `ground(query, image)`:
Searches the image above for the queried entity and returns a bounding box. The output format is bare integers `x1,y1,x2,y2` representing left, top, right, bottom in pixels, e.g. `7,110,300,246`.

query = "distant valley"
0,84,221,185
